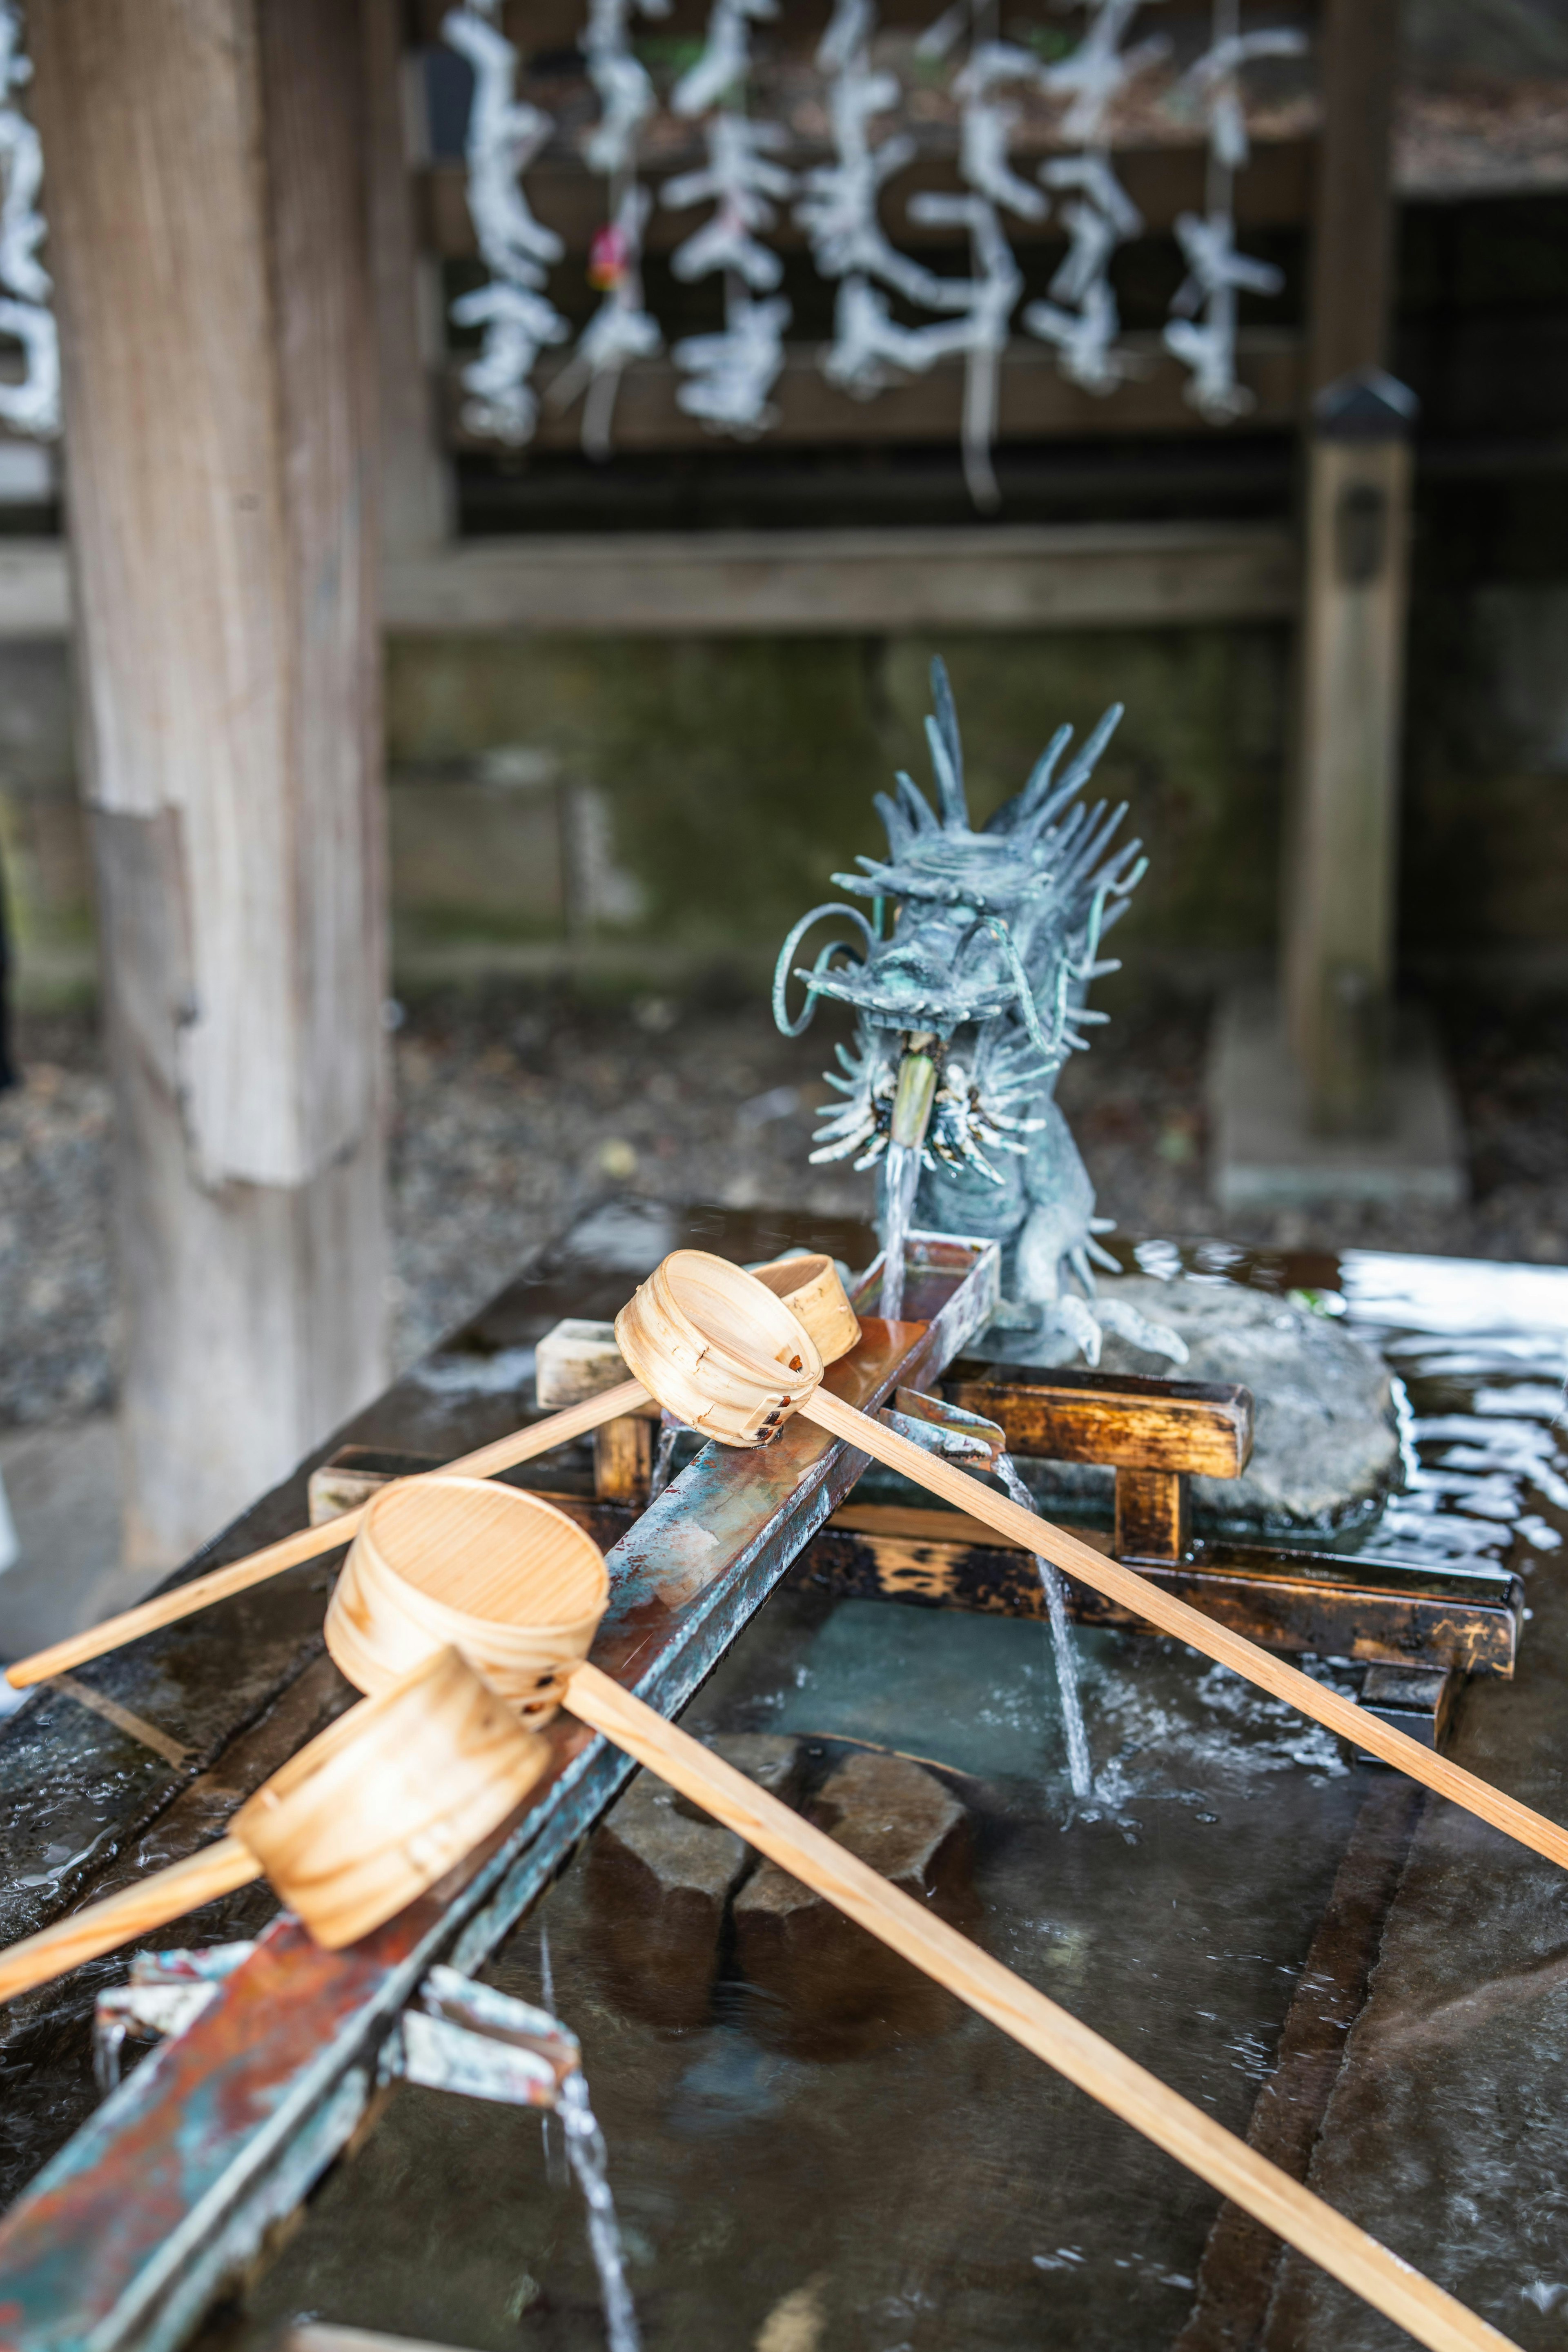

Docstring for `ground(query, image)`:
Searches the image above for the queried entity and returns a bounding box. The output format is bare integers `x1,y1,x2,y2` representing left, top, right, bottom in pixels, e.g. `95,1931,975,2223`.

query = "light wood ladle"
608,1250,1568,1876
2,1252,854,1693
0,1475,1517,2352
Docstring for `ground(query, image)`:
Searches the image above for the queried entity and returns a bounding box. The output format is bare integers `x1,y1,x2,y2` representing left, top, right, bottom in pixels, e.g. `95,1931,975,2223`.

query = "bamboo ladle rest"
609,1251,1568,1875
2,1252,856,1692
0,1475,1514,2352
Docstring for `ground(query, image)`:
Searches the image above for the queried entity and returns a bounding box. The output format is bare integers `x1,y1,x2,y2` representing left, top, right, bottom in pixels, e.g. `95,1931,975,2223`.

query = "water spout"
880,1138,922,1321
880,1037,938,1320
997,1456,1094,1801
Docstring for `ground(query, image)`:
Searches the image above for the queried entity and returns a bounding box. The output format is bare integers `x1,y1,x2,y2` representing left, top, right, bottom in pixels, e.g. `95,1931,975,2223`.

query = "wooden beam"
382,520,1298,635
456,331,1303,455
31,0,389,1568
942,1364,1254,1477
0,520,1298,641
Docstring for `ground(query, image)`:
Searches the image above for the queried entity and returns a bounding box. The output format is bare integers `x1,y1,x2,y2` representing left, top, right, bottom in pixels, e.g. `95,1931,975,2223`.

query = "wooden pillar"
1282,0,1414,1133
363,0,451,554
32,0,390,1568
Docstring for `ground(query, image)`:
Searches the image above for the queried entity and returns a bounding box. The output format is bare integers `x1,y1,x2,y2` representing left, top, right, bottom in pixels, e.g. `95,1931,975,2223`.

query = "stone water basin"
209,1242,1568,2352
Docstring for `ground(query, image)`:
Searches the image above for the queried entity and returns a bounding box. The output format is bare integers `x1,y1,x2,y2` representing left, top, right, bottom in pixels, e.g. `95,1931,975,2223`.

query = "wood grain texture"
615,1252,822,1445
945,1366,1253,1476
1114,1466,1190,1564
362,0,450,552
29,0,388,1564
380,522,1301,637
324,1476,607,1713
565,1661,1520,2352
0,1838,262,2006
802,1388,1568,1870
1283,434,1414,1123
233,1648,548,1948
593,1416,653,1502
795,1509,1519,1674
1309,0,1400,389
751,1254,862,1367
3,1379,649,1688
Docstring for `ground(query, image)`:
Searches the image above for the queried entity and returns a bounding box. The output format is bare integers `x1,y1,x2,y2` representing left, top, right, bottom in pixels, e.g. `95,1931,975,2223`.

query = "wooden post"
32,0,390,1568
1282,0,1414,1133
363,0,452,554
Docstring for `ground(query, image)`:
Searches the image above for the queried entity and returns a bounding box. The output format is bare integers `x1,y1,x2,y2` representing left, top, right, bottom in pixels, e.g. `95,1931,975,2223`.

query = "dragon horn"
1057,702,1124,801
926,657,969,829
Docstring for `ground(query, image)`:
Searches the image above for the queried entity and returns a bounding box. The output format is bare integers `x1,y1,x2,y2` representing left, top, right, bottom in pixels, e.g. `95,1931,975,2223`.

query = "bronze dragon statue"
773,657,1184,1366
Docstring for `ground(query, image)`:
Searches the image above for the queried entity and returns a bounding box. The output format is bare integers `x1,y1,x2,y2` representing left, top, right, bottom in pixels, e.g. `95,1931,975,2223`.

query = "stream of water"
997,1456,1094,1800
880,1138,921,1321
559,2069,642,2352
648,1421,680,1501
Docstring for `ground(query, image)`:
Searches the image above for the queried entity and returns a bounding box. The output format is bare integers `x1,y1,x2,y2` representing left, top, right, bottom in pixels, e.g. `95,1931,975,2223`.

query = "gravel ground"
3,982,1567,1428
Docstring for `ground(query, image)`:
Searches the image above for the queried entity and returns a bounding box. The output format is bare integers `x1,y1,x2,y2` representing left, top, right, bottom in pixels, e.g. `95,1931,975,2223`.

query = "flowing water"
648,1421,681,1502
559,2069,642,2352
879,1138,922,1321
998,1455,1094,1800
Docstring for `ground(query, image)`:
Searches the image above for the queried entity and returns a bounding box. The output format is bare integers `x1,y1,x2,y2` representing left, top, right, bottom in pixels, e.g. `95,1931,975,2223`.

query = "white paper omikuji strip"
1039,0,1169,146
1160,0,1298,420
443,3,568,447
0,2,58,439
662,0,793,437
1024,148,1143,395
551,0,666,459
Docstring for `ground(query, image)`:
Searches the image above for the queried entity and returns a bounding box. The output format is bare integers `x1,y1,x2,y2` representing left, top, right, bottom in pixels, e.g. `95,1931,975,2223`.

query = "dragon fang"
773,657,1185,1368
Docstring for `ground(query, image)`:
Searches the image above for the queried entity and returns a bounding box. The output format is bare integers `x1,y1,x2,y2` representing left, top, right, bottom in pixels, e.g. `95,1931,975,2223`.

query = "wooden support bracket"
941,1360,1254,1565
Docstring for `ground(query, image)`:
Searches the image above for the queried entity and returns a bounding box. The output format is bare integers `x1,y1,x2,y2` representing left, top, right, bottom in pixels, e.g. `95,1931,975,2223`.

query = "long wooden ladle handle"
565,1662,1517,2352
0,1838,262,2005
4,1381,650,1690
0,1670,1526,2350
800,1388,1568,1872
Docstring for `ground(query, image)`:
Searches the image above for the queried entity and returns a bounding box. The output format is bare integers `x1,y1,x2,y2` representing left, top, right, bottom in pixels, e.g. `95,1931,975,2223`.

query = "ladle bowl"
235,1644,550,1946
615,1250,824,1445
325,1475,609,1720
748,1251,861,1365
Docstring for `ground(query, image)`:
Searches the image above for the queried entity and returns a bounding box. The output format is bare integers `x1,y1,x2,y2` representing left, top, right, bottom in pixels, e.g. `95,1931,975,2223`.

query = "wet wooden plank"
942,1361,1255,1478
789,1513,1521,1677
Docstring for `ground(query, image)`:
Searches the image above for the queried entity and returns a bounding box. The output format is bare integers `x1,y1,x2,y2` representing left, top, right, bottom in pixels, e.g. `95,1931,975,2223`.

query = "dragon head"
773,658,1146,1185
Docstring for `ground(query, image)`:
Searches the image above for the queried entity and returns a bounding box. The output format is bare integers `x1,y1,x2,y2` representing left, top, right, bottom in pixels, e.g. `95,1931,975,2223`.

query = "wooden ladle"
612,1251,1568,1874
2,1253,860,1693
0,1646,548,1999
0,1476,1509,2352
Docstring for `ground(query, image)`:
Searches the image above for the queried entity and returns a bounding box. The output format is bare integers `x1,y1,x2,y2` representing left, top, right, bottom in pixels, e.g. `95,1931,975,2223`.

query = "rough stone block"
588,1734,802,2029
731,1748,974,2059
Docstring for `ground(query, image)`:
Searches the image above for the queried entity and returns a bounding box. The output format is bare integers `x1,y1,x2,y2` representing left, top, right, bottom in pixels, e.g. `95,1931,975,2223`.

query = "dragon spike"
873,789,911,859
895,770,938,833
1000,724,1075,835
1067,799,1132,886
1057,702,1125,803
925,657,969,830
